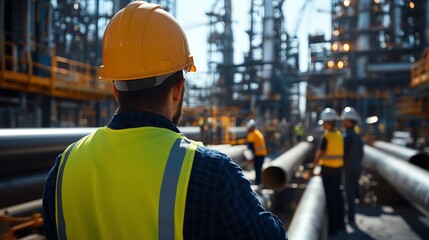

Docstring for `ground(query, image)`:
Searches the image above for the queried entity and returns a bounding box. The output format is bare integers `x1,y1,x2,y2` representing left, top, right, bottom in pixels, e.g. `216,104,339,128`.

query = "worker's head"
320,108,338,130
99,1,196,124
247,119,256,132
341,106,359,128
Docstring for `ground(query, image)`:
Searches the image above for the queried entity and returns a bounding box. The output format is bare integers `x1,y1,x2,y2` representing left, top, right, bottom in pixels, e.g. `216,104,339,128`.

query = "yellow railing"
411,48,429,89
0,37,112,101
396,96,428,116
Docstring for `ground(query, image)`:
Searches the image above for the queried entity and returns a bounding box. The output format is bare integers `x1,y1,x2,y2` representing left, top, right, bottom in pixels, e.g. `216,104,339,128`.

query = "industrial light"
337,60,344,69
409,1,415,9
332,43,339,51
366,116,378,124
343,43,350,52
73,3,79,10
344,0,351,7
333,30,340,36
374,0,380,4
327,60,335,69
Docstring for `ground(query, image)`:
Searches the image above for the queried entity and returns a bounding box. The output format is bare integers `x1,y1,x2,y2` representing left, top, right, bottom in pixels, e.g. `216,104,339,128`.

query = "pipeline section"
261,141,314,191
364,145,429,217
287,176,327,240
0,127,247,208
372,141,429,170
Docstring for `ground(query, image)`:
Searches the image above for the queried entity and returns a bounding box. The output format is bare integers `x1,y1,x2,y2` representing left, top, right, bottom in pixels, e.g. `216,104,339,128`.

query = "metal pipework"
364,145,429,217
373,141,429,170
261,141,314,191
0,127,202,176
287,176,327,240
215,145,248,165
0,199,42,217
0,127,201,208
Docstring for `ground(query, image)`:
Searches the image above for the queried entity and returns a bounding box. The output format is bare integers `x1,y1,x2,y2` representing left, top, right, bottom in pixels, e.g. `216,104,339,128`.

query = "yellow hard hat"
99,1,196,84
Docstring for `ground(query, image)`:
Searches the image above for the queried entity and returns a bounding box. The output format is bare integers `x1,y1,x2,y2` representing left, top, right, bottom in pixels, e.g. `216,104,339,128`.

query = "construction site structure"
0,0,178,128
205,0,302,128
304,0,429,146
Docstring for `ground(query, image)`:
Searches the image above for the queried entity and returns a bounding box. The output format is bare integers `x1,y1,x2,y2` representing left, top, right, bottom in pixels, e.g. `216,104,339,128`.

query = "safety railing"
411,48,429,89
1,37,112,101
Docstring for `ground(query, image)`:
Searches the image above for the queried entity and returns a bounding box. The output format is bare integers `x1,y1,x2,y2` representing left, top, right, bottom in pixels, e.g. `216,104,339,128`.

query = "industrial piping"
214,145,248,165
373,141,429,170
0,127,202,175
287,176,327,240
0,127,247,208
261,141,314,191
364,145,429,217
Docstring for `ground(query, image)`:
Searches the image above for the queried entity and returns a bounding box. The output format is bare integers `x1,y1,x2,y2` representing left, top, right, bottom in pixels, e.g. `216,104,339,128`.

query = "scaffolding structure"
0,0,176,128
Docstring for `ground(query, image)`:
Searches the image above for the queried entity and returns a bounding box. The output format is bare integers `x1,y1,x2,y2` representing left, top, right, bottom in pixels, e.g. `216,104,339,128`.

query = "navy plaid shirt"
42,111,287,239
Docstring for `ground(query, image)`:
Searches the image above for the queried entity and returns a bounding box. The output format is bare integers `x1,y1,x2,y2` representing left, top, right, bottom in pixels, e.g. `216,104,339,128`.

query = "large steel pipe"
0,171,47,208
287,176,327,240
261,141,314,191
364,145,429,217
0,127,201,176
215,145,248,165
0,199,42,217
373,141,429,170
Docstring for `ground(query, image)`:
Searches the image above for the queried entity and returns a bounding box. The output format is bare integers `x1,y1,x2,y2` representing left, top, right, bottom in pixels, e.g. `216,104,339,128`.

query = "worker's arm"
215,155,287,239
42,155,61,240
311,137,327,174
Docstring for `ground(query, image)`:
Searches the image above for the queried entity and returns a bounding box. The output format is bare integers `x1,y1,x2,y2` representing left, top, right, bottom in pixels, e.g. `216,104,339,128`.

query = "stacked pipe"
372,141,429,169
363,145,429,217
261,141,314,191
0,127,202,208
287,176,327,240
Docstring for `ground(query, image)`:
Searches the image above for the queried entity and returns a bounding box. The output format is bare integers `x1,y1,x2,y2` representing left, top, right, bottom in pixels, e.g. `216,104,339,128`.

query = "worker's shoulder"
195,145,233,163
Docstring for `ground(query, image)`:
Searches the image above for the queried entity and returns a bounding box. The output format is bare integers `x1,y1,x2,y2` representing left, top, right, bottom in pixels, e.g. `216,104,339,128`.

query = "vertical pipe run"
262,0,274,99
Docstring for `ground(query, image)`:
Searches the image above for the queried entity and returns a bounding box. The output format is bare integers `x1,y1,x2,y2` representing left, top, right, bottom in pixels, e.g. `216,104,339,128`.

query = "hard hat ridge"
341,106,360,121
320,108,339,122
99,1,196,85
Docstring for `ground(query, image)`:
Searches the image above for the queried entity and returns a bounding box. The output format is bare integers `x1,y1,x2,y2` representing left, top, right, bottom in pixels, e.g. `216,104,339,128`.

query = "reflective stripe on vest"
56,127,199,240
320,130,344,168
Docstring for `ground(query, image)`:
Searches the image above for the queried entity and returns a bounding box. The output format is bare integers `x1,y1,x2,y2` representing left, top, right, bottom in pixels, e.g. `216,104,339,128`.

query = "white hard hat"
341,107,360,121
247,119,256,129
320,108,338,122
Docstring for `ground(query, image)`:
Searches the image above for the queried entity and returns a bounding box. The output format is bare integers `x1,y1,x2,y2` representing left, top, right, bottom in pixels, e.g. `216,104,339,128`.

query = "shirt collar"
107,111,181,134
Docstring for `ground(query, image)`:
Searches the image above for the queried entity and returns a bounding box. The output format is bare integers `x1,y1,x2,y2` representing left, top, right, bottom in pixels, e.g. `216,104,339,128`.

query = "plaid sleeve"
215,154,287,239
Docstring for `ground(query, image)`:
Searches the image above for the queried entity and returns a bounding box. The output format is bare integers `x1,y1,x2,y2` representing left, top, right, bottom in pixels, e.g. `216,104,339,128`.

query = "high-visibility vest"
320,129,344,168
247,129,267,156
55,126,201,240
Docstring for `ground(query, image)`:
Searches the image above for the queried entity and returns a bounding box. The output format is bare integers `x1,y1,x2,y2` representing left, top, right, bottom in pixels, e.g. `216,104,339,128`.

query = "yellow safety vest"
55,126,201,240
247,129,267,156
320,129,344,168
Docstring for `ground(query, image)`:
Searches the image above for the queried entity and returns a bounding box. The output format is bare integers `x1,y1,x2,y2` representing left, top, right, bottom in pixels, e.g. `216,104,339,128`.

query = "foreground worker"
42,2,287,239
246,119,267,187
341,107,364,224
312,108,346,236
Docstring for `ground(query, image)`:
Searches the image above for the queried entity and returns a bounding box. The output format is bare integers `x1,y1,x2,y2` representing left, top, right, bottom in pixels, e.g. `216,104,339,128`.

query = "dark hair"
116,71,183,112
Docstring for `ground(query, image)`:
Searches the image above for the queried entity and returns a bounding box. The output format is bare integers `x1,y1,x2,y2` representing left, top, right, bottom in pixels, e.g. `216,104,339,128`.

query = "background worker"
246,119,267,188
312,108,346,236
341,106,364,224
42,2,287,239
294,122,304,143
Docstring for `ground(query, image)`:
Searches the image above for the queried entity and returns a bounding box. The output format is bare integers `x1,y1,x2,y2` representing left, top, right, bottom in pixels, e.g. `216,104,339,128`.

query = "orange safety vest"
247,129,267,156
